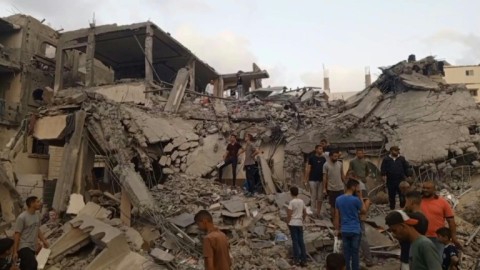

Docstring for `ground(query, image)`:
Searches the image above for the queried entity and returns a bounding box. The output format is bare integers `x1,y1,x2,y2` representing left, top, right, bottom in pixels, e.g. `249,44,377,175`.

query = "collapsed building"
2,14,480,270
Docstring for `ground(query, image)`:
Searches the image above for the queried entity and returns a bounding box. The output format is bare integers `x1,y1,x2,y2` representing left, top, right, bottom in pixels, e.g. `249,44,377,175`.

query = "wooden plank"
120,188,132,227
164,68,189,113
52,111,87,213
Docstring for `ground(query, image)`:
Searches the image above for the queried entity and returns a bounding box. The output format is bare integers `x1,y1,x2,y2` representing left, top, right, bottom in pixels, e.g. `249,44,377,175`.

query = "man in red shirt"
218,135,244,187
195,210,231,270
420,181,462,258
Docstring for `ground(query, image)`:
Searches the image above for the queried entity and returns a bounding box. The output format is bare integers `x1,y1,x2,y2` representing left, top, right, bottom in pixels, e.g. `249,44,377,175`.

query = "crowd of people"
0,135,463,270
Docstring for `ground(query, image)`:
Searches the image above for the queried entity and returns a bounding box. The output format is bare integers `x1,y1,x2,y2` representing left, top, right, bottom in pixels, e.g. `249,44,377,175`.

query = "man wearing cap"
385,210,442,269
381,146,410,210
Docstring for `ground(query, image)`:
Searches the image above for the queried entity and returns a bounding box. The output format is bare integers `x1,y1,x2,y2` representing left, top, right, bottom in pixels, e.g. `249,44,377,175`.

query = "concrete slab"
221,211,245,218
114,165,155,210
70,214,123,247
78,202,111,220
66,194,85,215
150,248,175,262
186,135,224,177
16,174,44,200
49,227,90,261
36,248,51,269
221,200,245,213
33,115,67,140
168,213,195,228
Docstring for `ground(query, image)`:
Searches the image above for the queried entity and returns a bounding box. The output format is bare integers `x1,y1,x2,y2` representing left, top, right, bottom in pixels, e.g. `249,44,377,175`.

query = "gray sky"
1,0,479,92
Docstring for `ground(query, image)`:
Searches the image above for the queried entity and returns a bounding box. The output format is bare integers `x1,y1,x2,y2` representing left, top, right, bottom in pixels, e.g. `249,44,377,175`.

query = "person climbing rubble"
381,146,411,210
218,134,244,187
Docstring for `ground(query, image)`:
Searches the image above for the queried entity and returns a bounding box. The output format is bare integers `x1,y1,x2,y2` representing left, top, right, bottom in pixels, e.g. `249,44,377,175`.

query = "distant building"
444,65,480,103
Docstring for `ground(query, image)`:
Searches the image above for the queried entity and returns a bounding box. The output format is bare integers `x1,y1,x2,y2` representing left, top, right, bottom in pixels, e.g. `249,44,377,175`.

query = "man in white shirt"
287,186,307,267
205,80,214,96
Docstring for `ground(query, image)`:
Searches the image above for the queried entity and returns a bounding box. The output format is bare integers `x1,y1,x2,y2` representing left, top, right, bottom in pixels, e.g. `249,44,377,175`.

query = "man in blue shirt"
334,179,367,270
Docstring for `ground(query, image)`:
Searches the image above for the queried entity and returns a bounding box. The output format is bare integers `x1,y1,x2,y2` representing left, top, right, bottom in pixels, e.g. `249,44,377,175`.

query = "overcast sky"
1,0,479,92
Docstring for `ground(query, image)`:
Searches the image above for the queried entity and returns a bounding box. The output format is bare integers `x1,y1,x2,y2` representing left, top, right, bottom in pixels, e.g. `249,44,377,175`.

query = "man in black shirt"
219,134,244,187
381,146,410,210
304,145,327,217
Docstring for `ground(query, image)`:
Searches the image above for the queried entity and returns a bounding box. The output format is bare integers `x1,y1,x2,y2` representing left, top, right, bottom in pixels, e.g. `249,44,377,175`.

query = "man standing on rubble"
323,151,345,221
244,133,261,196
194,210,231,270
421,181,462,258
13,196,49,270
334,179,367,270
381,146,410,210
348,149,370,196
304,145,327,218
219,134,244,187
205,80,215,96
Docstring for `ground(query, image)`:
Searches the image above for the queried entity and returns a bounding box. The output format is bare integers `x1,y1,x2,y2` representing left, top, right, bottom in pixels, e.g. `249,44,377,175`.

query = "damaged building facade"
2,14,480,270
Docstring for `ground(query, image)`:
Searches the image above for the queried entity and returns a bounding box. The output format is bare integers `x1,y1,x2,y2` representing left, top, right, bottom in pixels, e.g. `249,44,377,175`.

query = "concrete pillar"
85,28,96,87
188,60,196,92
216,76,224,97
53,46,64,92
145,23,154,98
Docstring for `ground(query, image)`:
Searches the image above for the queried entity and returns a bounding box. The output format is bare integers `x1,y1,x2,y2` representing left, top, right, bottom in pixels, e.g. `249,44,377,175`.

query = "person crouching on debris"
325,253,346,270
194,210,232,270
287,186,307,267
0,238,19,270
218,134,244,187
243,133,261,196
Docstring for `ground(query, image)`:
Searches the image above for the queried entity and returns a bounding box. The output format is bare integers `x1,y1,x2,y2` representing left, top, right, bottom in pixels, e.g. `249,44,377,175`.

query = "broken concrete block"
163,168,174,174
171,151,179,160
159,156,168,166
180,163,187,172
164,143,174,153
221,200,245,213
125,227,144,251
178,150,188,157
168,213,195,228
150,248,175,262
166,157,172,166
140,226,161,249
178,142,191,151
66,194,85,215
